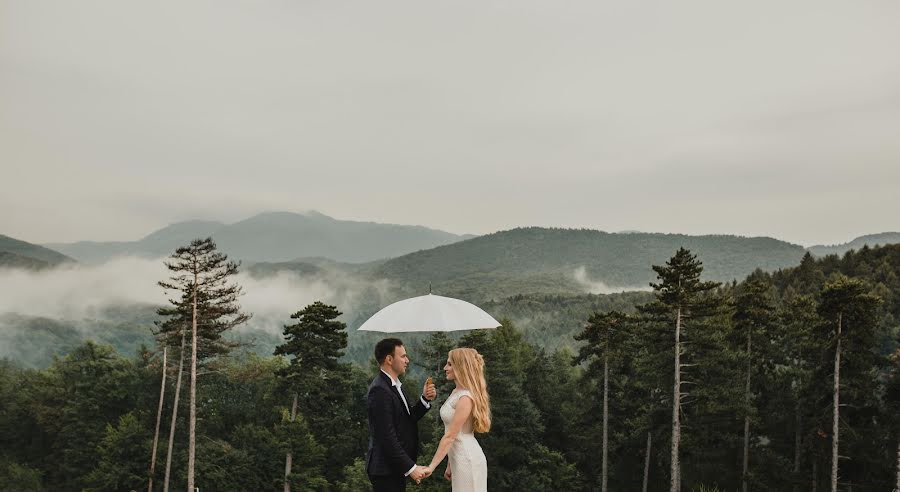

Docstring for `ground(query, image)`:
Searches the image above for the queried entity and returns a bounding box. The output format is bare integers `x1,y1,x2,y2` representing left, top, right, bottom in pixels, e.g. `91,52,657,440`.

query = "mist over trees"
1,240,899,490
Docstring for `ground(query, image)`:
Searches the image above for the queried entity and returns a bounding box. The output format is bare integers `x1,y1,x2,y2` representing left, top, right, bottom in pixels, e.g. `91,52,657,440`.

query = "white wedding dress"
440,389,488,491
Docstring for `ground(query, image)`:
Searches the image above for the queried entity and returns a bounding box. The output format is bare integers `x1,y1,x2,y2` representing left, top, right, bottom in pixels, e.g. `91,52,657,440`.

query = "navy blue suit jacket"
365,371,431,477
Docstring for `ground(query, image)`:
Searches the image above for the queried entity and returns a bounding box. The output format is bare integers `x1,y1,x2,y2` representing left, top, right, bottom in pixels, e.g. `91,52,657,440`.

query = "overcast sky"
2,0,899,246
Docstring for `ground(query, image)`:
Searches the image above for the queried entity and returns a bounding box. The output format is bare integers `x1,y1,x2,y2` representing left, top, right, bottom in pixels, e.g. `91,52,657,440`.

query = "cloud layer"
0,257,391,334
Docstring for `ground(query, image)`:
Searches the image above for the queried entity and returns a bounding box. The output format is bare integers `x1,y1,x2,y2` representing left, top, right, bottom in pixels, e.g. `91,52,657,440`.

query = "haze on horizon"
2,0,899,247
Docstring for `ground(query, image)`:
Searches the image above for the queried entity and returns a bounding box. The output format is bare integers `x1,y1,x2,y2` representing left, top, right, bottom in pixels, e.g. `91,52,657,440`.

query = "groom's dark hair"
375,338,404,364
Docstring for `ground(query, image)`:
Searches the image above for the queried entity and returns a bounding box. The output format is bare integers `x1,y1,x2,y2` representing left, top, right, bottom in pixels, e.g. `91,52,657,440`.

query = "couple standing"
366,338,491,491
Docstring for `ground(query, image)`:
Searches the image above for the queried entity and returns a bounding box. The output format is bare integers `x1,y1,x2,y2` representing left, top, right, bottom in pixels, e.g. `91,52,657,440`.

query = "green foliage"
0,461,45,492
156,237,250,362
374,228,805,300
85,412,151,492
32,341,141,490
333,458,372,492
273,301,367,483
275,302,348,389
4,244,900,490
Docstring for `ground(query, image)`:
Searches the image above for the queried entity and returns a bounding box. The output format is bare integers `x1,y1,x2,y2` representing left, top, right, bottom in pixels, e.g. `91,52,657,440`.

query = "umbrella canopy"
358,293,501,333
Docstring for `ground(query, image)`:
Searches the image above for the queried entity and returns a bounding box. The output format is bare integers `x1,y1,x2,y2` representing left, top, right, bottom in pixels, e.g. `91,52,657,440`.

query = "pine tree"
157,238,249,491
817,276,881,492
637,248,722,492
86,412,152,492
776,295,820,491
30,342,139,490
732,274,777,491
574,310,629,492
887,342,900,492
273,301,358,487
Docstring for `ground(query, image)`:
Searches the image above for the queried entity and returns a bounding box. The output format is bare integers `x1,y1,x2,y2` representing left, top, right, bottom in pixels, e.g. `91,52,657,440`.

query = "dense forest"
2,241,899,491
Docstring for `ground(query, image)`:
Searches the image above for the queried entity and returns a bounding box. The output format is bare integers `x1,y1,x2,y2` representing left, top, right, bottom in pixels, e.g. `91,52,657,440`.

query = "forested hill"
807,232,900,257
0,234,74,269
773,245,900,325
373,227,806,299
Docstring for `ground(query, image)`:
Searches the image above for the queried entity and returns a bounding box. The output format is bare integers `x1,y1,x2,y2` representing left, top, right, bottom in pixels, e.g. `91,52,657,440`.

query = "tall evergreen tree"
157,238,249,491
888,341,900,492
574,310,629,492
637,248,722,492
776,295,821,491
86,412,152,492
30,342,139,491
817,276,882,492
274,301,364,485
732,274,777,491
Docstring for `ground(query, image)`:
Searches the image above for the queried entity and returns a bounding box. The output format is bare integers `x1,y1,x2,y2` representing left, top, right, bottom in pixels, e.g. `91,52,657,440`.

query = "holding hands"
413,464,450,484
411,465,431,483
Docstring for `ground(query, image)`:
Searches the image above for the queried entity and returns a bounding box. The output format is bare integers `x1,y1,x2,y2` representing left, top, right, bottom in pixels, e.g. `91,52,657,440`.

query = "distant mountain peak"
246,210,335,222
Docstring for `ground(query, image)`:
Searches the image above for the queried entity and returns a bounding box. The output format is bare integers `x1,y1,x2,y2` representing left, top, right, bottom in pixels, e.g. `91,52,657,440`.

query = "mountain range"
44,211,472,264
3,213,900,368
1,213,897,289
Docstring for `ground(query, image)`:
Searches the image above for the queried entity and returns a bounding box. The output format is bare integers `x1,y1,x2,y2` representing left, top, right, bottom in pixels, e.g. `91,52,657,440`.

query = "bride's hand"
444,466,451,481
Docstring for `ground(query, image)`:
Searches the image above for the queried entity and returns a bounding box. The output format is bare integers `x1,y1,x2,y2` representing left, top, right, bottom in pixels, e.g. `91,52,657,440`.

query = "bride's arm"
427,396,473,472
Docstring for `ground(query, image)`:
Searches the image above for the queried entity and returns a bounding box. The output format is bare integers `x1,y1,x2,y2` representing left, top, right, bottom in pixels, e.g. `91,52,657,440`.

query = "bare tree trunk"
812,459,818,492
670,307,682,492
602,352,609,492
831,312,842,492
743,333,752,492
283,393,298,492
163,330,186,492
894,437,899,492
149,346,167,492
643,431,652,492
187,270,198,492
793,402,801,492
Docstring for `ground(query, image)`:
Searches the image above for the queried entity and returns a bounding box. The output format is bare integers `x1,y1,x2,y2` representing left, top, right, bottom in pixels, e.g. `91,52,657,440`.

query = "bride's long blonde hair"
449,347,491,433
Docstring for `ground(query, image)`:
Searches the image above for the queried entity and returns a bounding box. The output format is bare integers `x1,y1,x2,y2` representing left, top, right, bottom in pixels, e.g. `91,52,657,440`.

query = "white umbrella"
358,293,501,333
359,293,501,411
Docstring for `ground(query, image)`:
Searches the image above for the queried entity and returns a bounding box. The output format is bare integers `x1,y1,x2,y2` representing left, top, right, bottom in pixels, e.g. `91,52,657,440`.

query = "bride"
423,348,491,491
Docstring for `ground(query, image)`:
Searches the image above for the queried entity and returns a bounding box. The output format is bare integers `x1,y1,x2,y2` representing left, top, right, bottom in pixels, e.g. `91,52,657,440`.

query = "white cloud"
572,266,650,295
0,257,395,334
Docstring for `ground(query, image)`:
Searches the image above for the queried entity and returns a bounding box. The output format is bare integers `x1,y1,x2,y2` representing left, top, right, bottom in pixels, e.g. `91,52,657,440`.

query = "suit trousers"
369,474,407,492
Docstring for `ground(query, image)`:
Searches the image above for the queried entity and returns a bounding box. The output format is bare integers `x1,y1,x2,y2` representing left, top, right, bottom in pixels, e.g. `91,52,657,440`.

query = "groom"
366,338,437,491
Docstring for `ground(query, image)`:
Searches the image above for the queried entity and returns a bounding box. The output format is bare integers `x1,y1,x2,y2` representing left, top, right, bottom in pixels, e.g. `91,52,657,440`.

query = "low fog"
573,266,650,295
0,257,395,335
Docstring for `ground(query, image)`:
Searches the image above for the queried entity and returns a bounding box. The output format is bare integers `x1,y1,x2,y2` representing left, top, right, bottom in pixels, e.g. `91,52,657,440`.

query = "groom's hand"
423,380,436,401
410,465,430,483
